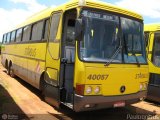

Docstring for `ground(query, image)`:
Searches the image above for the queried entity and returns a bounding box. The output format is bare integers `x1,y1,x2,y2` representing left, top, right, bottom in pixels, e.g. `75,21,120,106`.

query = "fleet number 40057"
87,74,109,80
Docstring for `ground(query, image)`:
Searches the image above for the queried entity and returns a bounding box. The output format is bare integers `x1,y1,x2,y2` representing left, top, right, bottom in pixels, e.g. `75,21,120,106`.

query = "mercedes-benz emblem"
120,86,126,93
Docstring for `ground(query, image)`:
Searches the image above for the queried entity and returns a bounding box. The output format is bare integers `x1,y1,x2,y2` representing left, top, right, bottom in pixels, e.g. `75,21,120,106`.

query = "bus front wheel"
41,79,47,100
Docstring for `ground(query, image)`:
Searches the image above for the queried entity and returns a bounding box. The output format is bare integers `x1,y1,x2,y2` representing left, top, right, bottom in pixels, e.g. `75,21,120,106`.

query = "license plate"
114,101,125,107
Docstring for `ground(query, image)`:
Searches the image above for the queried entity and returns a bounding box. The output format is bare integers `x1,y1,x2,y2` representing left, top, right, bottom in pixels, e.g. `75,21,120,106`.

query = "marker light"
78,0,86,6
94,86,100,94
86,86,92,94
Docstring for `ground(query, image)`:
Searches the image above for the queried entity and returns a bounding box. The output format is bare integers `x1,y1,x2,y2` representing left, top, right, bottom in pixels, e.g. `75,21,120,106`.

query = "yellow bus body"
1,0,149,111
144,23,160,102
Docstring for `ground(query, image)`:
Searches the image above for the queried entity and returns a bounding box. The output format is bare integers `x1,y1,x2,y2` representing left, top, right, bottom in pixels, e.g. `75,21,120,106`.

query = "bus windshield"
79,10,146,64
152,33,160,66
79,10,122,63
121,17,146,64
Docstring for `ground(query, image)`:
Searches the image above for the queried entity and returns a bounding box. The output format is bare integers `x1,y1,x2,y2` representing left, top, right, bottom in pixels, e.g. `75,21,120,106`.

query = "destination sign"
82,10,118,22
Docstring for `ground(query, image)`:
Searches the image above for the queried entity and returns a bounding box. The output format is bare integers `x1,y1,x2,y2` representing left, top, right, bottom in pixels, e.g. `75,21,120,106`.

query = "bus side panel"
45,42,61,107
1,43,46,89
14,56,29,82
25,43,46,88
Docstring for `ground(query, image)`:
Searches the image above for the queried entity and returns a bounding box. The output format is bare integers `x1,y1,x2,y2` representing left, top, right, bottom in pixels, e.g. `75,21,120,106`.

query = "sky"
0,0,160,42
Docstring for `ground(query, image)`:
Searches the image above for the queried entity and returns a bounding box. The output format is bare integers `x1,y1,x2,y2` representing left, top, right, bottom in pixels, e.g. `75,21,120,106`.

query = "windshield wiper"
104,45,122,66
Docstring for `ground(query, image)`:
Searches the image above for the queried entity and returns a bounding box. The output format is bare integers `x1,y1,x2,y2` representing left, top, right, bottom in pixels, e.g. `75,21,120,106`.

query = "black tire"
41,80,47,100
6,67,10,75
9,65,15,78
5,61,9,75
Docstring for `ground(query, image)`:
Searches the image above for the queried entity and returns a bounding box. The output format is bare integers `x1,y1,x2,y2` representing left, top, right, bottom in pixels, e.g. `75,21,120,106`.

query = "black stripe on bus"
2,53,45,62
3,39,47,45
3,39,60,45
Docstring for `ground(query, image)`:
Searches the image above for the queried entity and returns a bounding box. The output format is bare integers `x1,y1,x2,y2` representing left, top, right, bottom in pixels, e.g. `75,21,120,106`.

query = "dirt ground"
0,62,160,120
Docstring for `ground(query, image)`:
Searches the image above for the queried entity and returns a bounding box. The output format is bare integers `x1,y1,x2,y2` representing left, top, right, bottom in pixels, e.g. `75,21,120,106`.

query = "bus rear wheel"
5,61,9,75
9,65,15,78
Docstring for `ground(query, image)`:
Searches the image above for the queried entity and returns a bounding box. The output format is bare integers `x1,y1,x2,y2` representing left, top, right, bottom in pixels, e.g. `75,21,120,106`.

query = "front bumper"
74,91,147,112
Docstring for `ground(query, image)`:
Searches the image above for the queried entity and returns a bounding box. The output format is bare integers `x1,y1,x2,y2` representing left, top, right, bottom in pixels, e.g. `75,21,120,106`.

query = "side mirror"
75,19,84,41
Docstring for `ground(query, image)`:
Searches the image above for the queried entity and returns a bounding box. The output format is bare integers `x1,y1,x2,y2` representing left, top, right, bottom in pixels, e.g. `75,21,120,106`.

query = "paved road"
0,63,160,120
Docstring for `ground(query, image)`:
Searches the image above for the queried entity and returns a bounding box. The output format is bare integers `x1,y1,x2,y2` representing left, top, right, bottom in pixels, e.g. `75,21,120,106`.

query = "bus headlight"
86,86,92,94
94,86,100,94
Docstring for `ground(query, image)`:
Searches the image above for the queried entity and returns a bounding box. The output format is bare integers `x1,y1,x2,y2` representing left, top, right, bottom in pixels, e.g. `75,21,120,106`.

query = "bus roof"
144,23,160,32
15,0,143,30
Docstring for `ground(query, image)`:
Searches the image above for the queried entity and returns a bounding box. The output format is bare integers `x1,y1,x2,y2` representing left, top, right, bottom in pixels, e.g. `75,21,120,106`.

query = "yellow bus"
1,0,149,112
145,23,160,102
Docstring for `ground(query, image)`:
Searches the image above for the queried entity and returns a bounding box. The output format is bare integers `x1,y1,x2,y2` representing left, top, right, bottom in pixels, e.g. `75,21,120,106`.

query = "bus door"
59,9,77,108
44,11,62,108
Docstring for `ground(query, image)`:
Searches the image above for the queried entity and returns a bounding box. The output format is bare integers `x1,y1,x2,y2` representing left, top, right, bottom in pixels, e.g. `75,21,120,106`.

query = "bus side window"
31,21,44,41
66,19,75,46
3,34,6,44
5,33,8,43
144,32,149,47
16,28,23,42
10,31,16,43
42,19,49,40
6,32,11,43
65,19,75,63
22,25,31,42
2,34,5,44
49,13,61,41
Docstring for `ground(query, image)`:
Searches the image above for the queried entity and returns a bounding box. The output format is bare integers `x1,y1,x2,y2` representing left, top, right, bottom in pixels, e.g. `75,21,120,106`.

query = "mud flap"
44,83,60,108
